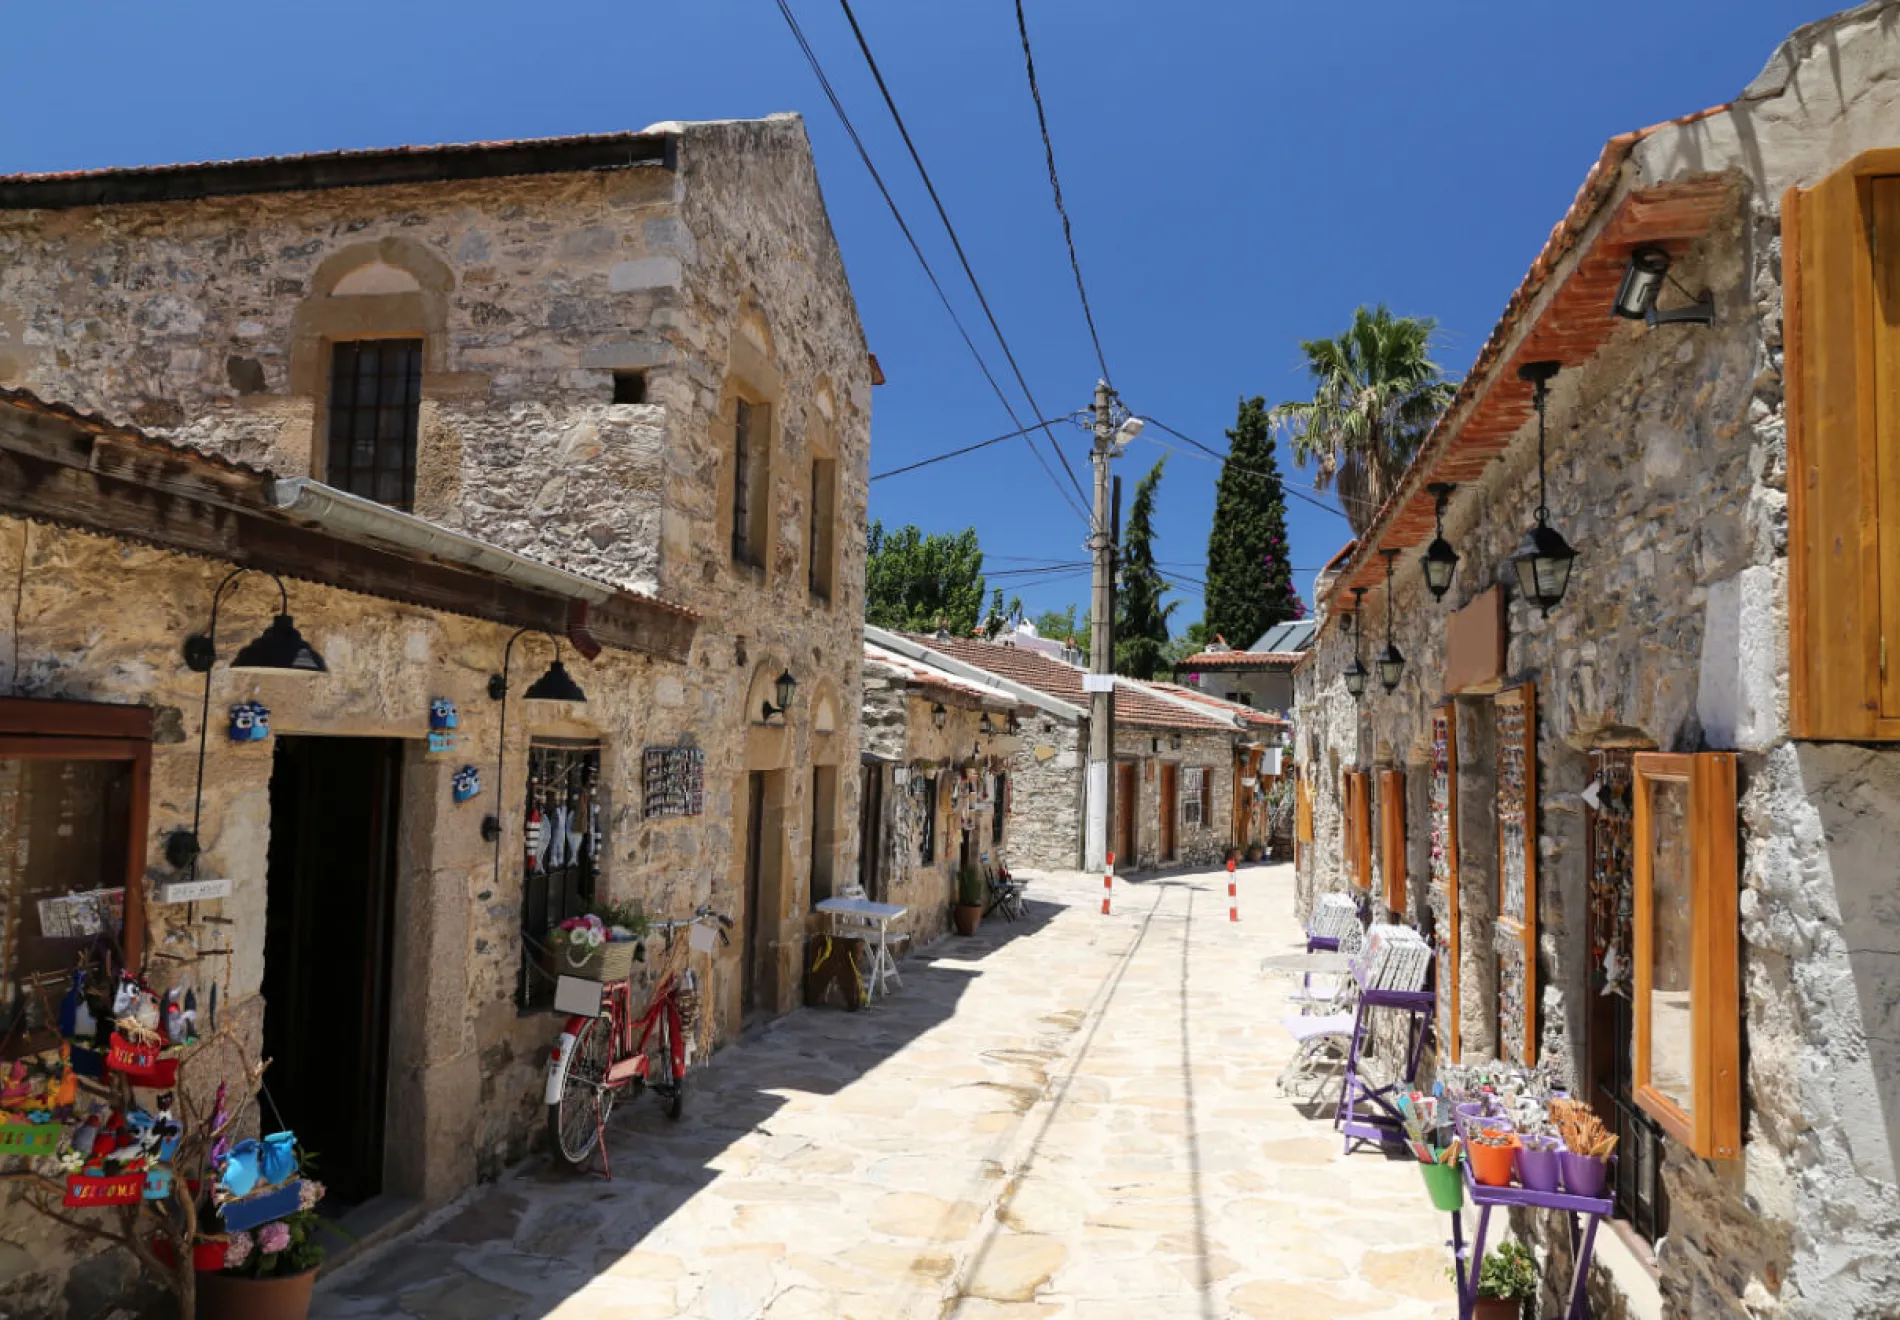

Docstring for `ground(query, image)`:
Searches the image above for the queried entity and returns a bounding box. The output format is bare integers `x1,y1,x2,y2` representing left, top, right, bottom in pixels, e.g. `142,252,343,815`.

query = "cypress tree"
1114,457,1177,680
1204,396,1302,649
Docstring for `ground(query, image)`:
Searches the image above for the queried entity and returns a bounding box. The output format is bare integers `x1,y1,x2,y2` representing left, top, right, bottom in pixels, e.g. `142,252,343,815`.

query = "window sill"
1592,1218,1664,1320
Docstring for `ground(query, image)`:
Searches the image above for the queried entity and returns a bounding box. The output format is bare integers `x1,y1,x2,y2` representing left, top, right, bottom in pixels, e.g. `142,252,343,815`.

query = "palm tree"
1273,305,1456,535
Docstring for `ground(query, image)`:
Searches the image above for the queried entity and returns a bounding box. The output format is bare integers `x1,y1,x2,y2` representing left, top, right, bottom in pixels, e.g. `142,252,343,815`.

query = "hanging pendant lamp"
1342,587,1369,701
1377,550,1405,693
1420,482,1460,601
1511,361,1577,615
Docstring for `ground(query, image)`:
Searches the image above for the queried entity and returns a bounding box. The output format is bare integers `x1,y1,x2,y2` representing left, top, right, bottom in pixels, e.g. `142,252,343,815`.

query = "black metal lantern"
1377,549,1405,693
931,703,948,730
761,669,797,722
980,713,995,736
1612,246,1671,320
1342,587,1369,701
1419,482,1460,601
1510,361,1578,616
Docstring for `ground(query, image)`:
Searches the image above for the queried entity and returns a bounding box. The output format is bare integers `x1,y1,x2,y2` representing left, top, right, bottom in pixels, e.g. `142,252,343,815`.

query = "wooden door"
742,771,767,1015
263,736,402,1208
857,760,884,899
1159,763,1178,862
1115,761,1138,866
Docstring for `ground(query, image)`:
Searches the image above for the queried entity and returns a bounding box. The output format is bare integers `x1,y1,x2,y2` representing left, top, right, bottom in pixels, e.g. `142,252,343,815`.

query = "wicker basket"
554,937,639,983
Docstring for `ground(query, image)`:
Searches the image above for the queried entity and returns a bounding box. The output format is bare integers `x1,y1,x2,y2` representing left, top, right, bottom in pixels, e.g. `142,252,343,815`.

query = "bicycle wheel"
648,1009,685,1121
547,1015,616,1168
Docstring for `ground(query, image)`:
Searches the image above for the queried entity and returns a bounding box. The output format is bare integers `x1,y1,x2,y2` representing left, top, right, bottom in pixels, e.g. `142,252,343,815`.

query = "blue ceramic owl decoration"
452,765,482,803
227,701,270,742
430,698,459,730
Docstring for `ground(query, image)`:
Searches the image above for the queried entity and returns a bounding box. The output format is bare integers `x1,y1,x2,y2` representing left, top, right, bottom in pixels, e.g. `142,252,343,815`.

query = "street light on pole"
1084,382,1141,872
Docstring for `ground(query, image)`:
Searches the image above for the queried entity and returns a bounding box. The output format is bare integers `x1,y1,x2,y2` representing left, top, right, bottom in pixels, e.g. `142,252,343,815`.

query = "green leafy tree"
1114,457,1177,680
1206,398,1303,648
983,588,1024,639
1272,304,1456,535
1032,605,1080,645
1164,619,1210,667
865,521,987,635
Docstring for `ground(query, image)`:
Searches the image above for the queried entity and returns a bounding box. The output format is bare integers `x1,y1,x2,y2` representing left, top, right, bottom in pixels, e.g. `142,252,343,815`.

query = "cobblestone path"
313,863,1454,1318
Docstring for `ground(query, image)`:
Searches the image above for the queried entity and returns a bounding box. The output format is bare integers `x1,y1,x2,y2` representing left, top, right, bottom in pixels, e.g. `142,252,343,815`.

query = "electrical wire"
870,416,1070,482
773,0,1091,526
1013,0,1114,392
833,0,1092,516
1137,417,1366,521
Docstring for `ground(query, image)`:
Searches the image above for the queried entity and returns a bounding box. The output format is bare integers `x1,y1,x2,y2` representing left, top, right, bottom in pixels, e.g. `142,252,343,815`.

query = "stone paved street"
314,863,1455,1318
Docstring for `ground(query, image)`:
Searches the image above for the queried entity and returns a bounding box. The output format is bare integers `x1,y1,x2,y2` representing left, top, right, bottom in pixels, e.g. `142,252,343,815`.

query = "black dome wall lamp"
1510,361,1579,616
483,628,588,849
931,702,948,731
1342,587,1369,701
168,568,328,874
760,669,797,723
1611,245,1713,326
1420,482,1461,601
1377,549,1406,693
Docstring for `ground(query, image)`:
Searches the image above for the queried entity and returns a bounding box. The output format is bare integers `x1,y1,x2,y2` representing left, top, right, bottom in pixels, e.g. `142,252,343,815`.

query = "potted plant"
953,866,984,936
196,1183,330,1320
1473,1238,1538,1320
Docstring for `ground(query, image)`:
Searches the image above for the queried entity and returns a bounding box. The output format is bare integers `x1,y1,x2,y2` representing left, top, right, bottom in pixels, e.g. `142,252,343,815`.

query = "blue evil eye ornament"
227,701,271,742
429,698,459,731
451,766,482,803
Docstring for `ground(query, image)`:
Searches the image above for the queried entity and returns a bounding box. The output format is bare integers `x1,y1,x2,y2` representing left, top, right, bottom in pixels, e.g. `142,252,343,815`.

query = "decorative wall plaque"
642,745,706,819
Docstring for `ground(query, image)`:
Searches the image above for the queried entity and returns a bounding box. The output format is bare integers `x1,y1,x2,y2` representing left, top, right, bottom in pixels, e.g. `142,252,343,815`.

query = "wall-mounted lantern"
1420,482,1460,601
1612,245,1713,326
1343,587,1369,701
931,703,948,730
760,669,797,723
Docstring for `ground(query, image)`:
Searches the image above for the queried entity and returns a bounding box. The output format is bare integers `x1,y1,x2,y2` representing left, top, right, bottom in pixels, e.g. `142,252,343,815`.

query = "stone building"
1294,8,1900,1317
875,630,1276,872
0,116,871,1310
858,636,1029,947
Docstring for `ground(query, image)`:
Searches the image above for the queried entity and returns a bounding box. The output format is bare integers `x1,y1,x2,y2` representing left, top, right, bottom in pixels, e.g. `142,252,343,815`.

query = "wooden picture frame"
1431,704,1460,1063
1632,751,1740,1159
1494,682,1537,1066
1378,768,1406,916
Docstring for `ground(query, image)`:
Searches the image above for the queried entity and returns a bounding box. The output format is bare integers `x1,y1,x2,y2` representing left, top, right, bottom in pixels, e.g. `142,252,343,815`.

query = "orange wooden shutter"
1784,158,1900,738
1379,769,1406,914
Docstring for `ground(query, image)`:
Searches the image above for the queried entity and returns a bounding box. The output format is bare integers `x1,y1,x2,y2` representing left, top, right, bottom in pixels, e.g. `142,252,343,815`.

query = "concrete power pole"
1084,380,1117,872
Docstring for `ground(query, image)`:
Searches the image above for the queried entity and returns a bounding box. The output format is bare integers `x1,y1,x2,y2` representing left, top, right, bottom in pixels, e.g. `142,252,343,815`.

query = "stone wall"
1006,715,1084,872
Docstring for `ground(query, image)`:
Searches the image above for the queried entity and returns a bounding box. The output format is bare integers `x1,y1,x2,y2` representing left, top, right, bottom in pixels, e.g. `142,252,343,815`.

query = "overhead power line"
1013,0,1114,392
1137,417,1365,522
834,0,1092,516
870,416,1070,481
772,0,1090,526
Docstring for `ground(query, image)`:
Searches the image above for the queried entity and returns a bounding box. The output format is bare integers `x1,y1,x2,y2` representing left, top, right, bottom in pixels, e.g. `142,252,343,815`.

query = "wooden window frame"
1784,149,1900,739
0,698,152,1046
1378,767,1406,915
919,773,938,865
325,338,424,512
1495,682,1537,1067
808,455,837,604
1181,766,1207,829
1431,704,1460,1064
1632,751,1741,1160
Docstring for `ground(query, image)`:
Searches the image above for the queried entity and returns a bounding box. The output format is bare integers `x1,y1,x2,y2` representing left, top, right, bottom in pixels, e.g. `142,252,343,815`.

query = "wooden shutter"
1296,778,1314,843
1785,153,1900,738
1379,769,1406,915
1346,770,1373,891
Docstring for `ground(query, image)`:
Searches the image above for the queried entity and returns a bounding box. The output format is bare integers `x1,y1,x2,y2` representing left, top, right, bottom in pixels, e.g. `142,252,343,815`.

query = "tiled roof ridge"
1173,649,1307,667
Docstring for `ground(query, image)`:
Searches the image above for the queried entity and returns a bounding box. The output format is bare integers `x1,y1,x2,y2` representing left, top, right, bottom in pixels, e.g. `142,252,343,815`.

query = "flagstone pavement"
313,862,1456,1319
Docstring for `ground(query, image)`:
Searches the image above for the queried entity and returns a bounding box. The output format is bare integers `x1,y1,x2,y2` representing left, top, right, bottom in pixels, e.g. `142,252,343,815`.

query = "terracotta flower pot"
953,903,982,936
1472,1297,1522,1320
196,1267,317,1320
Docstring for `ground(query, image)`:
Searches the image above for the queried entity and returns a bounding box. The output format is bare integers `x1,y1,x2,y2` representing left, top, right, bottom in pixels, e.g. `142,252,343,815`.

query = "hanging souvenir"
525,806,544,870
451,765,482,803
227,700,270,742
429,698,459,753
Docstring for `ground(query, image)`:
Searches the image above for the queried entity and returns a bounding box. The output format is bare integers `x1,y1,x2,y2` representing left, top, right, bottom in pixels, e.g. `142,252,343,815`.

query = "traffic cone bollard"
1102,852,1115,915
1227,859,1239,922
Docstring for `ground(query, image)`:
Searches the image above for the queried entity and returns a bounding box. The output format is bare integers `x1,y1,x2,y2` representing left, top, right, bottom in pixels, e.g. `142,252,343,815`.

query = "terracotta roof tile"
1146,681,1287,728
904,635,1233,732
1172,650,1305,670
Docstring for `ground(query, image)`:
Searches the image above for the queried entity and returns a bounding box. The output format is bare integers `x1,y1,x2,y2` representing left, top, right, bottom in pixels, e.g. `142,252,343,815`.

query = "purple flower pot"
1560,1150,1609,1198
1516,1135,1563,1192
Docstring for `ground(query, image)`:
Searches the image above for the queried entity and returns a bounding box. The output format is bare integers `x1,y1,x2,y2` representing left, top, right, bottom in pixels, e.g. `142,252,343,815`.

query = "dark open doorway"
263,736,403,1209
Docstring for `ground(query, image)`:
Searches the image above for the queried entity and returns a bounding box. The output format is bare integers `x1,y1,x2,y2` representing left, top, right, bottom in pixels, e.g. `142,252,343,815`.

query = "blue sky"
4,1,1837,634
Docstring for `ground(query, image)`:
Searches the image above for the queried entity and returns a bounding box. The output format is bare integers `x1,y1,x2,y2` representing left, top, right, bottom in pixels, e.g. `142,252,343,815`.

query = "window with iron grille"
1182,767,1206,828
732,398,761,566
518,739,604,1009
991,774,1006,845
919,773,937,864
327,339,422,510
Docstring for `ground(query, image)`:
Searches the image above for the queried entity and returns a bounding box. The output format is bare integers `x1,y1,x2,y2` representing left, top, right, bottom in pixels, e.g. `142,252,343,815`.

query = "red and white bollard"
1102,851,1115,915
1227,858,1239,923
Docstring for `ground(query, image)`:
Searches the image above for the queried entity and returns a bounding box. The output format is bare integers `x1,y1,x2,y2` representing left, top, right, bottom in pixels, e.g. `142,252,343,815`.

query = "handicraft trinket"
227,700,270,742
452,765,482,803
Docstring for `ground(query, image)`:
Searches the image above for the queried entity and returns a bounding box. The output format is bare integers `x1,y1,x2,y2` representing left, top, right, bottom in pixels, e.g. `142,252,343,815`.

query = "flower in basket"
223,1230,253,1270
258,1221,292,1255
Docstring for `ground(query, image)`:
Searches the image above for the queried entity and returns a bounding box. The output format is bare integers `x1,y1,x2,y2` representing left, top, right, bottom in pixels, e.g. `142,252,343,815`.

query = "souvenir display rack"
1448,1163,1613,1320
1586,749,1635,997
1430,704,1460,1063
1336,930,1436,1154
1494,683,1537,1066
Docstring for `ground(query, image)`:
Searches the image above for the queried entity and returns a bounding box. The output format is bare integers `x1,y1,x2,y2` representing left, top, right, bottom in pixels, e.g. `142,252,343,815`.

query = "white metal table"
815,897,908,1003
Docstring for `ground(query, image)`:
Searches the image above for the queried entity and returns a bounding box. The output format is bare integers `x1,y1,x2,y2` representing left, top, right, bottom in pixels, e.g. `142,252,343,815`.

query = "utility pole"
1084,380,1117,871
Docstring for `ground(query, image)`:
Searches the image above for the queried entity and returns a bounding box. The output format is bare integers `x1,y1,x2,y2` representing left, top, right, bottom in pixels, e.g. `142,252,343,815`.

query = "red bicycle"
544,905,732,1173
